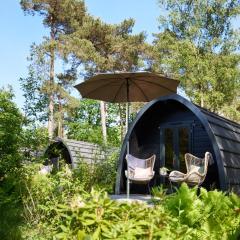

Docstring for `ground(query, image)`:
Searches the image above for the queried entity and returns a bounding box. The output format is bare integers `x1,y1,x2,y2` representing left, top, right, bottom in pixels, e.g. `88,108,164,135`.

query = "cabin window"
164,128,174,171
179,127,190,172
160,122,193,175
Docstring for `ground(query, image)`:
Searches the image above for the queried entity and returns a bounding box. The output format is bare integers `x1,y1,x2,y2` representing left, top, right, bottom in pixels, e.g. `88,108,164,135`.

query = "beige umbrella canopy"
74,72,179,103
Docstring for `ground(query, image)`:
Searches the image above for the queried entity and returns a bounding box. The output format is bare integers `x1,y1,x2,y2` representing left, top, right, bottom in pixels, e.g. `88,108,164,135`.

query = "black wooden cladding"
115,94,240,195
200,107,240,194
45,138,116,167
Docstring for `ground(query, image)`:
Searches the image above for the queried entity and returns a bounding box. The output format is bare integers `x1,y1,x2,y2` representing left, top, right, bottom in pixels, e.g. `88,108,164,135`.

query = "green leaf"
77,230,87,240
92,226,101,240
82,219,96,226
55,232,68,239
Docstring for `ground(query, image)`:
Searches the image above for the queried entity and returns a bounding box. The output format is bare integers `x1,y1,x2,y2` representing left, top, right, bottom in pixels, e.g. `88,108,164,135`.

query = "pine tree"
64,17,147,142
20,0,86,139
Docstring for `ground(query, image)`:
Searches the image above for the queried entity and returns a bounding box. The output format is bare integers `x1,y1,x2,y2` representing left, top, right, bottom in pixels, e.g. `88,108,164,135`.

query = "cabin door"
159,122,193,178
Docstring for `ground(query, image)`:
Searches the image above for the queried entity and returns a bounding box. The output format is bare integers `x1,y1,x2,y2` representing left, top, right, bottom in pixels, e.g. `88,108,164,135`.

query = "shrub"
0,88,23,176
1,162,239,239
164,183,240,239
73,150,118,193
20,126,48,162
18,170,240,240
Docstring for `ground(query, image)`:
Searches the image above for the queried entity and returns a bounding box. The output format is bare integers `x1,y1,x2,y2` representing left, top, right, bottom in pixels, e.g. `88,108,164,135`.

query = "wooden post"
100,101,107,144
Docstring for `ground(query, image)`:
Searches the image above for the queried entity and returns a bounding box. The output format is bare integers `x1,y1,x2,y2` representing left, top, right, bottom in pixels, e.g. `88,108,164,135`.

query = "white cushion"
169,170,185,182
134,167,152,178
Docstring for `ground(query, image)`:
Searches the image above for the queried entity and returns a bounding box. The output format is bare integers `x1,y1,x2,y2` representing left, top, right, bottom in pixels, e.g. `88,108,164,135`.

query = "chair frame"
125,154,156,196
169,152,212,187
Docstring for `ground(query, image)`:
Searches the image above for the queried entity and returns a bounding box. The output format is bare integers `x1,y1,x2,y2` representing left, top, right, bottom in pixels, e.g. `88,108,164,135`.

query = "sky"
0,0,160,109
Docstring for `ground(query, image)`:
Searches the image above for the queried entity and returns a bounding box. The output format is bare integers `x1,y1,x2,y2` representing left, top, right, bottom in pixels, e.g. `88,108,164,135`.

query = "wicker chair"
125,154,156,194
169,152,212,186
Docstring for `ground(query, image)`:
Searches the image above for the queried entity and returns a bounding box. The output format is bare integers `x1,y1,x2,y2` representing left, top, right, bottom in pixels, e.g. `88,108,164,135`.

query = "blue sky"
0,0,160,109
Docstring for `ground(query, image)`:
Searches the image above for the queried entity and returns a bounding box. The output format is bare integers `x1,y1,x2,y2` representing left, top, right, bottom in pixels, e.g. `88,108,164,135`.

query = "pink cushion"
134,167,152,178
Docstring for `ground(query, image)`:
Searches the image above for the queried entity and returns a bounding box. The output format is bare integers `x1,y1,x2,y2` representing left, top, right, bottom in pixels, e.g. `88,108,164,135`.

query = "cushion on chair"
168,152,211,186
186,173,199,184
169,170,186,182
134,167,152,178
127,155,146,169
189,165,205,175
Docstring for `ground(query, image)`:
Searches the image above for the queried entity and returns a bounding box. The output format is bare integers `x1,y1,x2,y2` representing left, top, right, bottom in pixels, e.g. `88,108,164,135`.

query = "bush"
164,184,240,239
20,126,48,162
73,151,118,193
1,161,239,239
18,169,240,239
0,88,23,176
0,168,23,239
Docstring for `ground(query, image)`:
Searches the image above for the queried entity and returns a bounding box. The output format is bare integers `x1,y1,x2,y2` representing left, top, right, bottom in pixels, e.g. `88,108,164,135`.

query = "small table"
159,168,173,192
159,167,170,180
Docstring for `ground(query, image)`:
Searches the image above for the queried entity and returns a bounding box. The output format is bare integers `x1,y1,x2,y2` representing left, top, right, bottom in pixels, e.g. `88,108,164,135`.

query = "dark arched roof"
115,94,240,194
45,138,116,168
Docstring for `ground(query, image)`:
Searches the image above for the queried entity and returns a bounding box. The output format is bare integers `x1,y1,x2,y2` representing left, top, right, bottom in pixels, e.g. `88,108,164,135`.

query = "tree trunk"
48,95,54,140
48,26,55,140
200,85,204,108
118,103,124,142
57,95,64,138
200,95,204,108
100,101,107,144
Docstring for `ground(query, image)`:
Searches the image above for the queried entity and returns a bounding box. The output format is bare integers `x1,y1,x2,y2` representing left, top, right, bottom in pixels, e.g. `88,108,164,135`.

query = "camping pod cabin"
45,138,114,169
115,94,240,195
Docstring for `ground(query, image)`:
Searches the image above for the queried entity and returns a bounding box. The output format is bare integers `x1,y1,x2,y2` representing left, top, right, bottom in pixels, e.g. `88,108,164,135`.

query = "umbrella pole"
126,141,130,199
126,79,130,199
126,102,129,134
126,101,130,199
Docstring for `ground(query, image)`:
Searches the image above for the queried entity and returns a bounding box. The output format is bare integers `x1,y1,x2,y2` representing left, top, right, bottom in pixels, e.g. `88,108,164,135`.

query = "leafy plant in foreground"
1,163,239,240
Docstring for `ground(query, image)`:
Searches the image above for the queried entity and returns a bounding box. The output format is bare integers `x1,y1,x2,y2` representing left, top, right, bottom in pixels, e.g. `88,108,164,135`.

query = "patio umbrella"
74,71,179,197
75,71,179,103
74,72,179,130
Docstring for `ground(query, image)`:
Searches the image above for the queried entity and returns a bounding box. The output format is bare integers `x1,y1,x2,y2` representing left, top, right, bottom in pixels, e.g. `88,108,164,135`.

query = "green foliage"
0,88,23,176
165,184,203,227
151,185,168,200
1,163,239,240
20,0,87,138
153,0,240,120
20,0,86,33
11,164,86,240
67,99,121,147
64,17,147,74
0,170,24,240
73,151,118,193
20,41,79,138
68,122,121,147
21,126,49,162
200,188,240,239
68,122,103,145
164,184,240,239
19,43,49,123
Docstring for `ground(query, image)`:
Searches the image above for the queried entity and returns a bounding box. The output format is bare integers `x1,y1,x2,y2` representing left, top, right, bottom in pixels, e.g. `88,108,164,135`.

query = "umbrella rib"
112,80,126,102
130,79,150,102
80,80,119,99
134,79,176,93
